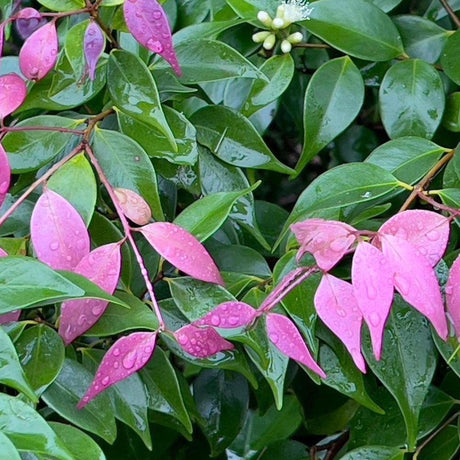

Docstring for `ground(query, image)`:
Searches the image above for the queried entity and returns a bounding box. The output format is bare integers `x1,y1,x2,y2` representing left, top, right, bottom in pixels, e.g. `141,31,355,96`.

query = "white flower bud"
288,32,304,44
281,39,292,54
276,5,286,19
257,11,273,27
252,31,272,43
272,17,285,29
263,33,276,50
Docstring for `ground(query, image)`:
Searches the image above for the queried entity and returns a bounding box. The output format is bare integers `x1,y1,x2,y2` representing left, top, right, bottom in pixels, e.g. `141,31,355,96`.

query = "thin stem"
417,190,460,217
295,43,330,49
439,0,460,28
84,143,166,331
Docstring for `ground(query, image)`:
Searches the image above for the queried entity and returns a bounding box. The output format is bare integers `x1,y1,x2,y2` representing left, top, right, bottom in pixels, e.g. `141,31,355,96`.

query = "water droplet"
337,308,346,318
101,376,110,386
426,230,439,241
146,38,163,53
394,274,410,296
153,10,162,20
49,241,59,251
77,315,86,326
177,334,188,345
369,312,380,327
228,316,239,326
66,255,72,262
210,315,220,326
113,361,119,369
270,332,279,344
330,239,345,252
366,284,377,300
445,286,453,295
113,347,121,357
122,350,137,369
92,304,104,316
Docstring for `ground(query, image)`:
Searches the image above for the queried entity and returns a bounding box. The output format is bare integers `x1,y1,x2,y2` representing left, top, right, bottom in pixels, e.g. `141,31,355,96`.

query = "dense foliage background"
0,0,459,459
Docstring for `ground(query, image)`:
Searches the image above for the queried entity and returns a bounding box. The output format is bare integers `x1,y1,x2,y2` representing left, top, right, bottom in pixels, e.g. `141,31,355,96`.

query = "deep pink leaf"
266,313,326,378
114,187,151,226
123,0,182,76
0,73,27,119
381,233,448,339
0,143,11,209
379,210,449,266
314,274,366,372
139,222,224,285
0,248,6,257
19,21,58,81
84,21,105,81
30,189,90,271
59,243,122,345
15,7,45,40
0,249,20,324
352,241,394,360
446,255,460,338
78,331,157,409
175,324,234,358
291,218,356,271
194,301,256,328
0,23,4,62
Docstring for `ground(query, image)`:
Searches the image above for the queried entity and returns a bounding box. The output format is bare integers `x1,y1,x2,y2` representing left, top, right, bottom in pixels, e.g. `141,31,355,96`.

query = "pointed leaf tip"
266,313,326,378
114,187,152,225
84,21,105,81
0,143,11,209
446,255,460,338
175,324,234,358
139,222,224,285
78,331,157,409
0,74,27,119
194,301,256,329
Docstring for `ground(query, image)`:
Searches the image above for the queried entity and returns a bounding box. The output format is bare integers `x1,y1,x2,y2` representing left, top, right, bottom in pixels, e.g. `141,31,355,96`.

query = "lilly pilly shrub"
0,0,459,458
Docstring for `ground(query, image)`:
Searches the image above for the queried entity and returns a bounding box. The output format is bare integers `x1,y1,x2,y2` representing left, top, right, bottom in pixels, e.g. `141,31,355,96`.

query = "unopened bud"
281,39,292,54
257,11,273,27
263,33,276,50
272,17,286,29
252,31,272,43
276,5,286,19
288,32,304,44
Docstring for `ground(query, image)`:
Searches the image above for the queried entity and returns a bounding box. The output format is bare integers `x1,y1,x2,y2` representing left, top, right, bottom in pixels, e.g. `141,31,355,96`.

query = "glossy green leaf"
439,189,460,227
433,330,460,378
296,56,365,174
259,440,310,460
418,425,459,460
443,92,460,133
341,446,405,460
42,358,117,444
0,432,20,460
191,105,293,174
365,0,402,12
304,0,404,61
379,59,445,139
441,30,460,85
64,20,91,78
92,127,164,221
226,0,279,18
15,324,64,395
444,146,460,188
37,0,85,11
173,18,245,45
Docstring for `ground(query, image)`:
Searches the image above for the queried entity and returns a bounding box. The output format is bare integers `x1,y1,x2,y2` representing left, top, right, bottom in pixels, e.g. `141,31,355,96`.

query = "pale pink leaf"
123,0,182,76
0,23,4,63
0,73,27,119
139,222,224,285
381,233,448,339
266,313,326,378
352,242,394,360
0,249,20,324
84,21,105,81
19,21,58,81
15,7,45,40
314,274,366,372
175,324,234,358
0,143,11,209
30,189,90,271
379,210,449,266
0,248,7,257
291,218,356,271
445,255,460,338
114,187,152,226
59,243,122,345
194,301,256,329
78,331,157,409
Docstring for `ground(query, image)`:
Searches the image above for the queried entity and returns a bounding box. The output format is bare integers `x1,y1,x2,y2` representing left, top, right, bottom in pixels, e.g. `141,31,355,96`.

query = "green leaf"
341,446,405,460
441,30,460,85
304,0,404,61
258,440,310,460
0,327,37,402
362,296,437,450
37,0,85,11
443,143,460,188
191,106,293,174
0,432,21,460
379,59,445,139
92,127,164,221
365,0,402,12
2,116,84,173
226,0,279,18
0,393,73,459
439,189,460,226
418,425,460,460
107,50,176,149
295,56,365,174
212,245,271,278
433,330,460,378
42,358,117,444
15,324,64,396
443,92,460,133
47,153,97,225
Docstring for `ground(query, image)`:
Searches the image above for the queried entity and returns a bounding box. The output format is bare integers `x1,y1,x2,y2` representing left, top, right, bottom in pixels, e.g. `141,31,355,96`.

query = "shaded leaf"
441,29,460,85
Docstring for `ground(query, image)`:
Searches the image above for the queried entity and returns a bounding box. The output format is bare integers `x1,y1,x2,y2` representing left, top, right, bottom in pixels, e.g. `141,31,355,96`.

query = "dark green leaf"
443,92,460,133
259,440,310,460
418,425,459,460
433,329,460,378
341,446,405,460
441,30,460,85
365,0,402,12
444,145,460,188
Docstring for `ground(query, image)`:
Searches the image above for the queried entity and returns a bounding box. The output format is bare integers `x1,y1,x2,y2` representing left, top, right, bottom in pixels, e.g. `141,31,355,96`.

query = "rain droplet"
122,350,137,369
113,347,121,356
210,315,220,326
77,315,86,326
101,376,110,386
337,308,346,318
394,274,410,296
426,230,439,241
366,284,377,300
92,304,104,316
369,312,380,327
270,332,279,344
49,241,59,251
177,334,188,345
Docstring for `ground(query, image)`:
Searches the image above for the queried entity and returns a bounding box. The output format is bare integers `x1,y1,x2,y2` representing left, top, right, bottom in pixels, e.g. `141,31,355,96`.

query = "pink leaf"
194,301,256,328
0,23,4,62
139,222,224,285
59,243,122,345
314,274,366,372
266,313,326,378
381,233,448,339
114,187,152,226
175,324,234,358
123,0,182,76
291,218,356,271
0,73,27,119
379,210,450,266
445,255,460,338
352,242,394,360
0,142,11,209
0,248,7,257
84,21,105,81
19,21,58,81
30,189,90,271
78,331,157,409
0,249,20,324
15,7,45,40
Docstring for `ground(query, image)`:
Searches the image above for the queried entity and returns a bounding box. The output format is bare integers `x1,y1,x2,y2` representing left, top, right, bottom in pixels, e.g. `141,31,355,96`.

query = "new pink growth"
266,313,326,378
0,73,27,119
174,324,234,358
15,8,44,40
0,143,10,209
84,21,105,81
194,301,256,329
78,331,157,409
291,219,356,271
114,187,152,226
19,21,58,81
445,255,460,338
30,190,90,271
380,233,448,340
314,274,366,372
139,222,224,285
0,249,20,324
123,0,182,76
59,243,122,345
352,241,394,360
0,23,4,63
